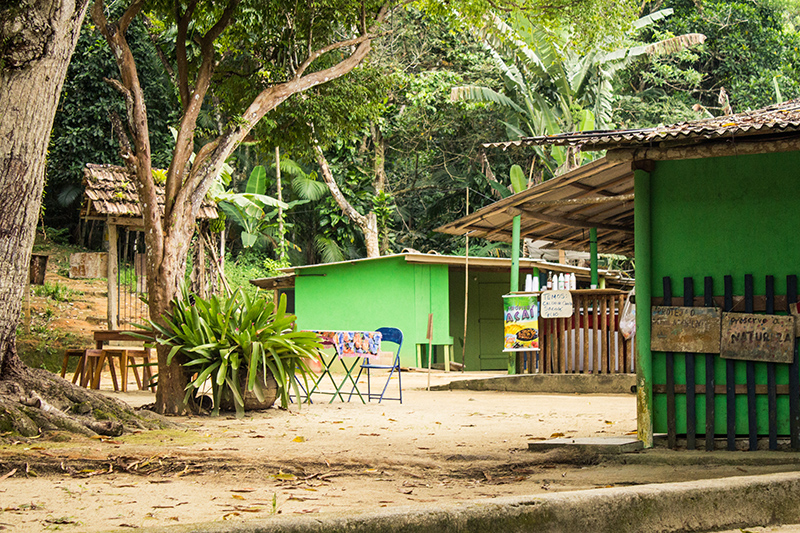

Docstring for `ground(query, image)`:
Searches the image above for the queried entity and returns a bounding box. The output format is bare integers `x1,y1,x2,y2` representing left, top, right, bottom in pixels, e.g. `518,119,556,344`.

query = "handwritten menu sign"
720,313,795,363
651,306,722,353
540,290,574,319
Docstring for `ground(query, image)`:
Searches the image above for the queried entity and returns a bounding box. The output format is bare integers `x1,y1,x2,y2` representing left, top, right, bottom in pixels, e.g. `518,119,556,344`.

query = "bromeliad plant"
146,286,321,417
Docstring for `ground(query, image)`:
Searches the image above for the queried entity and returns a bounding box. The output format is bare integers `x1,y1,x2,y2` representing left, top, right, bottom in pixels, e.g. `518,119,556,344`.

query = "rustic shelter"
81,164,218,329
488,98,800,450
251,253,631,372
437,158,635,378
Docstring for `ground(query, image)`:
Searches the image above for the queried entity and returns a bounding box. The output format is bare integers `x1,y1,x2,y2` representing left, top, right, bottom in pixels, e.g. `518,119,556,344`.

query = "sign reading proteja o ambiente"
650,306,722,354
720,312,795,364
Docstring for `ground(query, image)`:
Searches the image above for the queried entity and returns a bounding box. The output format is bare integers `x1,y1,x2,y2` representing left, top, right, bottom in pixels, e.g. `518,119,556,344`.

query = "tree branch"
313,142,368,227
175,0,198,110
294,4,389,79
118,0,145,34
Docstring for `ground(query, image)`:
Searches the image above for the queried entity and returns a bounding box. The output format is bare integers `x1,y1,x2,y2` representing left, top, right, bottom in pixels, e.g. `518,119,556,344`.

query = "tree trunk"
0,0,90,379
313,144,380,258
371,123,391,255
0,1,168,436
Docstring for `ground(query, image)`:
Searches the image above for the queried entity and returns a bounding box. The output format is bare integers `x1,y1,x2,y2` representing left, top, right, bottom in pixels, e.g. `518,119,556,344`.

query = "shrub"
144,286,321,417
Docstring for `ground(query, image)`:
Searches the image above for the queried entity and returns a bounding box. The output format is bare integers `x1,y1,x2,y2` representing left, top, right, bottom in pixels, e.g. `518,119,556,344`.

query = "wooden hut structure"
436,158,636,376
469,98,800,450
81,163,218,329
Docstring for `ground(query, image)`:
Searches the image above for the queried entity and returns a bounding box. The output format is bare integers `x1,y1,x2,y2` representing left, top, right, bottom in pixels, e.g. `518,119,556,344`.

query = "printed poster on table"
503,294,539,352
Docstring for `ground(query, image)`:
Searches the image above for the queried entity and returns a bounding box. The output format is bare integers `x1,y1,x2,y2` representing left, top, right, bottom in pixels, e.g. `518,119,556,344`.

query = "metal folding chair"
357,327,403,403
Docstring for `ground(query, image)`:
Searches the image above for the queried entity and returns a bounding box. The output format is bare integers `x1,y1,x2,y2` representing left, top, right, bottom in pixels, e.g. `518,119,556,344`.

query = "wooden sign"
720,313,795,364
650,306,721,354
540,290,574,319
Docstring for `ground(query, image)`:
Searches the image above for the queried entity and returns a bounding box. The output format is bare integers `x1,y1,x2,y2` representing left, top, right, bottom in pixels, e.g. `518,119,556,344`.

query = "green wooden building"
251,253,627,371
498,98,800,449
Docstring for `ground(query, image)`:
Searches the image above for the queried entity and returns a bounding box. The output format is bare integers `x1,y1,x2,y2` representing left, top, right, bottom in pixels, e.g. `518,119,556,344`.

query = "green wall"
293,256,452,368
645,150,800,435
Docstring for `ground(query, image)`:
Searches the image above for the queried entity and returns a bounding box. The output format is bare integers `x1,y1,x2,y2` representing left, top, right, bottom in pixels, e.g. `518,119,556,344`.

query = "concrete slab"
528,436,644,454
430,373,636,394
134,471,800,533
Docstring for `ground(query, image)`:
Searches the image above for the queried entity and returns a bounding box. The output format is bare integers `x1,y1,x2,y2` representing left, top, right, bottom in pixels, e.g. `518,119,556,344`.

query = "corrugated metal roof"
484,98,800,151
249,252,633,288
83,164,218,221
436,158,634,256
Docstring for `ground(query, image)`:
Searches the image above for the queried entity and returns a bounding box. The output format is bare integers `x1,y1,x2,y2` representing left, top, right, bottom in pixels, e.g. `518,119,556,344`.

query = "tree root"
0,368,173,438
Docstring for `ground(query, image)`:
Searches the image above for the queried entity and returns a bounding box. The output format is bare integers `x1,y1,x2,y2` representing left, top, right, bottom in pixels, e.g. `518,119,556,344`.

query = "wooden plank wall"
653,274,800,451
539,293,633,375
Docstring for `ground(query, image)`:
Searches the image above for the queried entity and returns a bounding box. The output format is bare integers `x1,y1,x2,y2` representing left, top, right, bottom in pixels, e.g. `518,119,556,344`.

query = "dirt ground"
3,371,800,532
5,260,800,532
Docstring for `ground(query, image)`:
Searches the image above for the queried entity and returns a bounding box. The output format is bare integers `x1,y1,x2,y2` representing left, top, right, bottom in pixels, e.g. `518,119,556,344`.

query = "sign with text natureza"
720,313,795,364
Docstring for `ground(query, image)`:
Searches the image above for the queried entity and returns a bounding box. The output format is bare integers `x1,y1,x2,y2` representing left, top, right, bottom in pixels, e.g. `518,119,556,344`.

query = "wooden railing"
537,289,634,374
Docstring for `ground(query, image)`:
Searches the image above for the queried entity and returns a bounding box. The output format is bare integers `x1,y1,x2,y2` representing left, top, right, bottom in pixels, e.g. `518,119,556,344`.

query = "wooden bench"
94,330,156,392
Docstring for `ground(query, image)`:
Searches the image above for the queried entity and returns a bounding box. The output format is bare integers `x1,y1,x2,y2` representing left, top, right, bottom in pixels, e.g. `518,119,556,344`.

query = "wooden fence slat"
766,275,777,450
601,296,608,374
571,303,578,372
620,295,629,372
559,316,566,373
789,275,800,450
684,277,696,450
609,295,618,372
725,275,736,451
582,295,589,374
745,274,758,451
704,276,715,452
664,277,677,449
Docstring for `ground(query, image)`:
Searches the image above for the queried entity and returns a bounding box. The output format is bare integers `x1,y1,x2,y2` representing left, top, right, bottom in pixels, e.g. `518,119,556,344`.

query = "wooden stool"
116,349,156,392
80,349,120,391
61,349,88,383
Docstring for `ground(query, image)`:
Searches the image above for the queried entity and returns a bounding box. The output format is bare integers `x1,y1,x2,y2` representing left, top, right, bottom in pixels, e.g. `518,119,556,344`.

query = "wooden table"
87,330,156,392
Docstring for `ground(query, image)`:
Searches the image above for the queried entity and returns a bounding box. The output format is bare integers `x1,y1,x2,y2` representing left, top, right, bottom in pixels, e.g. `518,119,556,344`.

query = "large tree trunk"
0,0,89,378
0,1,167,436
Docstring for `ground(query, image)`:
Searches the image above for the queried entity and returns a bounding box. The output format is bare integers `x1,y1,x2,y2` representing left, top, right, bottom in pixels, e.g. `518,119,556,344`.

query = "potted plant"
144,286,321,417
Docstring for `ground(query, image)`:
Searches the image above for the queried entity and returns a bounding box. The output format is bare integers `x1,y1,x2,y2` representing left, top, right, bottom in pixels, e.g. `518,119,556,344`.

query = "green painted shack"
504,99,800,449
251,253,628,371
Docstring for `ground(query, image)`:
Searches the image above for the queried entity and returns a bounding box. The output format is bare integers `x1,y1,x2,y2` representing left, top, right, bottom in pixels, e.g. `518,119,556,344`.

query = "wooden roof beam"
506,207,634,234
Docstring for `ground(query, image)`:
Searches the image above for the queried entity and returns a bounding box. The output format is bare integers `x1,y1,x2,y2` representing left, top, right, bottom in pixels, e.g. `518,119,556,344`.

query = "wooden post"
107,222,118,330
634,169,654,447
590,227,599,289
426,313,433,391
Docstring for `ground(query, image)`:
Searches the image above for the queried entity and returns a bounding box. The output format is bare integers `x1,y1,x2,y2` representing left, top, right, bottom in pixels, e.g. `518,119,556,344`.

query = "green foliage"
620,0,800,120
452,8,705,175
45,16,178,236
32,281,83,303
145,286,322,417
224,250,289,299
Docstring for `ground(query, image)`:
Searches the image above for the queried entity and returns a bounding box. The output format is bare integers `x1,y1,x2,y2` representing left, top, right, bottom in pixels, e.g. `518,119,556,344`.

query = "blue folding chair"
358,327,403,403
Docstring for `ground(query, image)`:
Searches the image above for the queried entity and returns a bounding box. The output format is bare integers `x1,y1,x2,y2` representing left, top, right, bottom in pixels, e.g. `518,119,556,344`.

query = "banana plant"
452,9,705,177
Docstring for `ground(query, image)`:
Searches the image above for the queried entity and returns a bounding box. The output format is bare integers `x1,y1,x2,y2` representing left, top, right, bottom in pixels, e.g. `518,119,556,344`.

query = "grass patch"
16,325,90,374
32,281,84,302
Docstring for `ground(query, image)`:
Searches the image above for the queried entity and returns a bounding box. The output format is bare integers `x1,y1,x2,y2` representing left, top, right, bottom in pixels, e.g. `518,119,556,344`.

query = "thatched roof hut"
82,164,218,226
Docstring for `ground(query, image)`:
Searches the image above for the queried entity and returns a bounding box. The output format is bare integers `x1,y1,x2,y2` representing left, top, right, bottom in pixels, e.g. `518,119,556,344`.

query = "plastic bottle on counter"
569,272,577,290
559,273,566,290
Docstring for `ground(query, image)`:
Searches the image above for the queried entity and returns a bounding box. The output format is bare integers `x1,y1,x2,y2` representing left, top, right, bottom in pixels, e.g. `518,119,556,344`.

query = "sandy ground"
8,266,800,532
3,370,800,532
